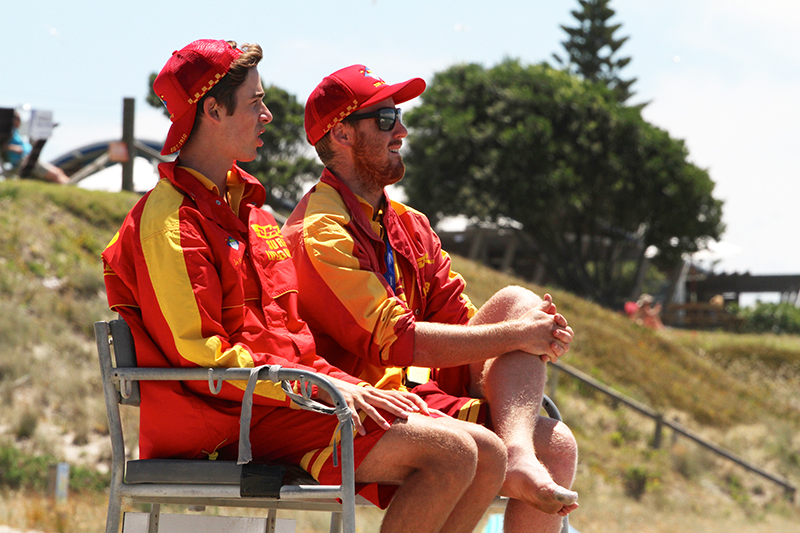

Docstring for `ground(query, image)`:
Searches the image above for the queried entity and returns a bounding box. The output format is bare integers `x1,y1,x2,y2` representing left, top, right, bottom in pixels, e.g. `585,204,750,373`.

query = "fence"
549,361,797,502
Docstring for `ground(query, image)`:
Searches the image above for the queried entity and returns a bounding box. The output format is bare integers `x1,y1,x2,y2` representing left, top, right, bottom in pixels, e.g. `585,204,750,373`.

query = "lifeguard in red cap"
284,64,579,533
103,40,504,533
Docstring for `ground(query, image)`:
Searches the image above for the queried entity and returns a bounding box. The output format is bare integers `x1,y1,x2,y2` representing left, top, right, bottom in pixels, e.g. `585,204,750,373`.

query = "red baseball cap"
304,65,426,145
153,39,242,155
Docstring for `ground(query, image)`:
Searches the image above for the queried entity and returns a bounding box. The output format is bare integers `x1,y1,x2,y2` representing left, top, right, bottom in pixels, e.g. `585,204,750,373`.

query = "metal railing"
549,361,797,502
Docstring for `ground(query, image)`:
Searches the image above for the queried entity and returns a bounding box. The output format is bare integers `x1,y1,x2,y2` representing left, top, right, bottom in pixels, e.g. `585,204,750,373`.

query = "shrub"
622,465,651,500
0,445,109,493
15,409,39,440
739,302,800,335
0,445,50,490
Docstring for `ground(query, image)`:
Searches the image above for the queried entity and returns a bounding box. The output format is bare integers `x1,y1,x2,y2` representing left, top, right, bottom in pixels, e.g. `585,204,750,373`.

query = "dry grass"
0,491,108,533
21,485,794,533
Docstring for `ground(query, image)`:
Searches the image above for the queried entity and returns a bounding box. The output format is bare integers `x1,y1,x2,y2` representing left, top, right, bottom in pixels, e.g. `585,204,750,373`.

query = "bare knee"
537,420,578,486
360,417,481,488
497,285,540,305
472,285,542,325
469,425,508,483
423,426,481,485
552,421,578,462
500,285,543,308
402,425,483,498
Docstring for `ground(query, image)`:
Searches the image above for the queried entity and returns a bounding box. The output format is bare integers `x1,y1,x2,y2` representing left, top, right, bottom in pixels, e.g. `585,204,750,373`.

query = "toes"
552,486,579,505
558,502,579,516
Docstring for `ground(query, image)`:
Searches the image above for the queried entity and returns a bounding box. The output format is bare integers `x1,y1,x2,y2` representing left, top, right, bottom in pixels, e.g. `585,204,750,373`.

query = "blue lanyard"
383,236,396,292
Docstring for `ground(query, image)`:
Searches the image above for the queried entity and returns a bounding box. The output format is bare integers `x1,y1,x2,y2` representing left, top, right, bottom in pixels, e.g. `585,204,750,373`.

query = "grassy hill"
0,179,798,532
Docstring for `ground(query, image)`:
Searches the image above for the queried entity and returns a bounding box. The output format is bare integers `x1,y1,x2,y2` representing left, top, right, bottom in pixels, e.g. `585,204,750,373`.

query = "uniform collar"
157,160,266,232
159,161,265,207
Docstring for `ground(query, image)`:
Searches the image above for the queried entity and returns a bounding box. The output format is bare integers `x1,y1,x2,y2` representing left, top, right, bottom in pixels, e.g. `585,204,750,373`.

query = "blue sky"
3,0,799,278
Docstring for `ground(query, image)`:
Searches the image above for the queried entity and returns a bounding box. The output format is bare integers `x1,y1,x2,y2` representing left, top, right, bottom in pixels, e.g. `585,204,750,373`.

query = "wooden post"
499,234,518,274
122,98,135,192
652,414,663,449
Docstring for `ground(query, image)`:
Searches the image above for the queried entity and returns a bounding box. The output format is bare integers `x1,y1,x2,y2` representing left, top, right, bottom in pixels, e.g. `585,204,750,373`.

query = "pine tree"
553,0,637,104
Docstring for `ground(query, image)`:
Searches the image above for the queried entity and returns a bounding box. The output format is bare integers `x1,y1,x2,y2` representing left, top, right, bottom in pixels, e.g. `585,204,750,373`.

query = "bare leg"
431,415,508,533
504,417,578,533
356,413,504,533
469,286,578,531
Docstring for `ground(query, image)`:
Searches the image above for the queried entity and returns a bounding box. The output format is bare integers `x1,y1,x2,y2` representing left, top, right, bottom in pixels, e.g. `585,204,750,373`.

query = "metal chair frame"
95,319,357,533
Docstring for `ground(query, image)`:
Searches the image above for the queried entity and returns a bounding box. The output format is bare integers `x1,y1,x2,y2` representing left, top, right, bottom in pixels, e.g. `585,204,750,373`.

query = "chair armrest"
541,394,562,422
111,366,349,413
111,365,355,465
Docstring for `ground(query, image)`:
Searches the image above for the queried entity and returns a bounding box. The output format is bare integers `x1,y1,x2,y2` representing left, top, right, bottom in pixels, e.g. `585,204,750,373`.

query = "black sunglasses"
347,107,402,131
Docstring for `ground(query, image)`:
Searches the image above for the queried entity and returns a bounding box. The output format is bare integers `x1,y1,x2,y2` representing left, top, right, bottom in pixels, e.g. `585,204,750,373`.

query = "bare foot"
500,446,579,516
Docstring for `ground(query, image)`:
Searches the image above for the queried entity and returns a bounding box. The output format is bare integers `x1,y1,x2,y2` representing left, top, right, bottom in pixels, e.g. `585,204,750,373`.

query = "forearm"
412,294,574,367
413,320,523,368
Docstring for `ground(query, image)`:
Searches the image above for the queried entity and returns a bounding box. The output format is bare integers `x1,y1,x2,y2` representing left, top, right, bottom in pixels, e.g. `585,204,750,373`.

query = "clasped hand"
518,293,574,364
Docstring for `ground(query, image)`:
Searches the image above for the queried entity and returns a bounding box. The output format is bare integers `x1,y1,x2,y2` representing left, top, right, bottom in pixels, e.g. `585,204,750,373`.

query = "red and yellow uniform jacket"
103,161,361,460
283,169,477,391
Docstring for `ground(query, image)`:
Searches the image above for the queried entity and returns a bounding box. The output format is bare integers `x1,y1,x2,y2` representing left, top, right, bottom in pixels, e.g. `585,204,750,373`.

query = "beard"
352,128,405,196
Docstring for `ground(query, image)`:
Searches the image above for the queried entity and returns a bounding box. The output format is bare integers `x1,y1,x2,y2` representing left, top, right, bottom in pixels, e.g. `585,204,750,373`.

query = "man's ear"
202,97,223,123
329,121,355,147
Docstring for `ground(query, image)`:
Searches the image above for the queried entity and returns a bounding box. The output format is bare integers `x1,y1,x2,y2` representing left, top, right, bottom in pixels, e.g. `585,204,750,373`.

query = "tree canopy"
146,75,319,212
553,0,637,104
402,59,724,307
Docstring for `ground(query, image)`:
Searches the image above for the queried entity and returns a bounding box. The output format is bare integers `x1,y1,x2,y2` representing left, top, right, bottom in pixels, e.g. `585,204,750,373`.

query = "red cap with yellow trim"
304,64,426,146
153,39,242,155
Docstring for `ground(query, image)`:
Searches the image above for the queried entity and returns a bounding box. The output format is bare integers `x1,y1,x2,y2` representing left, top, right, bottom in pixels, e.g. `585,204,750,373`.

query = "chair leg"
328,511,342,533
266,508,277,533
147,504,161,533
105,487,122,533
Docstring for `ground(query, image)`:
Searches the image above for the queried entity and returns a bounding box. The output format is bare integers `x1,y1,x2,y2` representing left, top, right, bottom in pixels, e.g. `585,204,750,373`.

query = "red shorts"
217,406,397,509
412,365,492,429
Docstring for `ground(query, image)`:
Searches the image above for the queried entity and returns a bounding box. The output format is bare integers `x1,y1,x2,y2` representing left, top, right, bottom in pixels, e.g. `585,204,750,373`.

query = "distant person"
1,111,69,184
636,294,664,330
624,300,639,320
283,64,579,533
102,39,506,533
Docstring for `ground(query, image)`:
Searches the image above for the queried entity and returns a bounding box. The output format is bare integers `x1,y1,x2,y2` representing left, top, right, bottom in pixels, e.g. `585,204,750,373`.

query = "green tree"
146,73,166,118
402,59,724,307
146,75,319,212
553,0,637,104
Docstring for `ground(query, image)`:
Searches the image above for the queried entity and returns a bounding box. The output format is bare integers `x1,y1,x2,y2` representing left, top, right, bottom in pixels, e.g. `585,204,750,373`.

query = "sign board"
122,512,296,533
109,141,130,163
29,109,54,141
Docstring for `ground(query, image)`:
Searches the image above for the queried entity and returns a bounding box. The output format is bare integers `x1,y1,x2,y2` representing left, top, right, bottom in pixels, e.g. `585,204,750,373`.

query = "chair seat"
125,459,317,498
